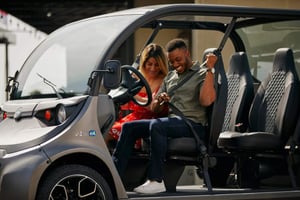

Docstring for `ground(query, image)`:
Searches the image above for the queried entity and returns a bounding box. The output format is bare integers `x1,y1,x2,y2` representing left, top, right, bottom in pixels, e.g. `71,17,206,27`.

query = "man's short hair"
166,38,188,53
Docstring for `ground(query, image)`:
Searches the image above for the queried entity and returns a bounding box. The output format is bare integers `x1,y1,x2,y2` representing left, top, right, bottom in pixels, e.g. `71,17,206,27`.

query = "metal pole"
1,32,15,102
5,41,8,101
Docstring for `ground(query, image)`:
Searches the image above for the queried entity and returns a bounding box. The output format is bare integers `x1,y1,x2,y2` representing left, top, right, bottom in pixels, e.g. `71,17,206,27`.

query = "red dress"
109,90,168,148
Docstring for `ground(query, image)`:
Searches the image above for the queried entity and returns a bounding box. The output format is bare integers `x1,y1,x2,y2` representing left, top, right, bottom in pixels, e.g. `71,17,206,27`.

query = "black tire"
36,164,113,200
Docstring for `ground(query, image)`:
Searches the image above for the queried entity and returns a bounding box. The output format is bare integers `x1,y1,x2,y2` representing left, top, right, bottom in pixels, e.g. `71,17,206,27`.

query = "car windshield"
13,14,140,99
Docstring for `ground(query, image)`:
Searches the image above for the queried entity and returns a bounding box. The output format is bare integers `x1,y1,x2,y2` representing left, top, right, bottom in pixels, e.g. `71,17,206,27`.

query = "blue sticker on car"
89,130,96,136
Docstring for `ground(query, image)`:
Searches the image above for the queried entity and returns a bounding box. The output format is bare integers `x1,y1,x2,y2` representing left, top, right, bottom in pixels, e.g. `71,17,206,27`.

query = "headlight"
35,103,76,126
56,104,67,124
0,149,7,158
0,109,7,122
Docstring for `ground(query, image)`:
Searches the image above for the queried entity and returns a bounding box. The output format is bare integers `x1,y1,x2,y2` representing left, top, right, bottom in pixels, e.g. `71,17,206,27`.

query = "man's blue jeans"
112,117,206,181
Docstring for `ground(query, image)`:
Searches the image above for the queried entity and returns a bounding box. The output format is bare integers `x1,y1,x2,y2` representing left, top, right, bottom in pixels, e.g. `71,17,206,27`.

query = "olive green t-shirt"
158,61,208,125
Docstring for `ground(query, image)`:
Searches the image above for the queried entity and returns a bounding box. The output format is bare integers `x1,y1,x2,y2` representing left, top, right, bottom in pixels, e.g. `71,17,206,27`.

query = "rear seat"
286,104,300,186
222,52,254,133
218,48,300,188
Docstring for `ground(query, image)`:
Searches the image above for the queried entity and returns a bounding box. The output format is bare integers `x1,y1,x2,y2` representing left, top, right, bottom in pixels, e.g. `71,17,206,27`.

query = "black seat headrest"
273,48,297,76
228,52,251,76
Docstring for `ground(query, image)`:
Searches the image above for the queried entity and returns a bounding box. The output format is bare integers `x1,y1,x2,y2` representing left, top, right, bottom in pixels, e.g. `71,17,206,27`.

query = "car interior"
217,47,300,188
107,16,300,194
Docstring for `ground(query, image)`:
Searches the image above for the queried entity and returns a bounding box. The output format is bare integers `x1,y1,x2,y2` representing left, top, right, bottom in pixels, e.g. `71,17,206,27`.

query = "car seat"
165,49,254,191
222,52,254,133
217,48,300,188
286,106,300,187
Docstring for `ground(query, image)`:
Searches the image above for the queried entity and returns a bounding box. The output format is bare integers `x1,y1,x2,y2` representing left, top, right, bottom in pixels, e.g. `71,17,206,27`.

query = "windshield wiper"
37,73,63,99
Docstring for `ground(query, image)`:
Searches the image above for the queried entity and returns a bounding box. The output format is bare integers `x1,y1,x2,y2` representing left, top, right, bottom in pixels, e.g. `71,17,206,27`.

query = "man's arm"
199,53,217,106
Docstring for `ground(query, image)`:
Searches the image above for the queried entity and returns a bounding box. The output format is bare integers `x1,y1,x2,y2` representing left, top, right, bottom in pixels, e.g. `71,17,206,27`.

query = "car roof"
103,4,300,20
91,4,300,62
68,3,300,32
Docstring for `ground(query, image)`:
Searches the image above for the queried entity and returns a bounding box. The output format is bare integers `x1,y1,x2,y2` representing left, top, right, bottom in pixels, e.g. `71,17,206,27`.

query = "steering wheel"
108,65,152,106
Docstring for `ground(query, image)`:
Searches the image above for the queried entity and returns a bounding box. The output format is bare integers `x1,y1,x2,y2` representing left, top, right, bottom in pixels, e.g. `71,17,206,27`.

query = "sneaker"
134,180,166,194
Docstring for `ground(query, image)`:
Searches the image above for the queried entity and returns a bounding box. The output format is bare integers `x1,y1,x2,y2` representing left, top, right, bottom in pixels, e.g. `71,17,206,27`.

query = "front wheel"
36,164,113,200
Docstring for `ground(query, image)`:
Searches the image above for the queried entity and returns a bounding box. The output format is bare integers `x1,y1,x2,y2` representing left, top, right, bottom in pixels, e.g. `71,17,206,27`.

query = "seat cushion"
217,131,283,151
168,137,198,156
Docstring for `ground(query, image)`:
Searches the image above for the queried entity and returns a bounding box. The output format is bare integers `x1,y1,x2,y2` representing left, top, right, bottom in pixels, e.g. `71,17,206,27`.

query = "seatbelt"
167,102,207,154
168,62,207,97
218,17,237,53
167,101,213,191
165,17,238,153
164,17,238,192
167,100,214,191
166,62,207,153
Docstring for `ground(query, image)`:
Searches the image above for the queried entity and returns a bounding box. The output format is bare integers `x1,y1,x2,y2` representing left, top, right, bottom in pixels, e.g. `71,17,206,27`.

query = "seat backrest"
222,52,254,133
203,48,228,153
249,48,300,143
167,48,227,156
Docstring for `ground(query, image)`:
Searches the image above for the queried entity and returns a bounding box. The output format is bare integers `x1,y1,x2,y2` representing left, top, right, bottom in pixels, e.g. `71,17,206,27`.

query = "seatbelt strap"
165,63,208,156
168,62,207,97
163,17,238,149
167,17,237,97
162,17,237,192
218,17,237,53
167,102,213,192
167,102,207,155
165,60,209,155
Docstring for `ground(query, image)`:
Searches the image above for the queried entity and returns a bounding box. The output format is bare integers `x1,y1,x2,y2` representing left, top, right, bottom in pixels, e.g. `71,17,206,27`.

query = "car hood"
0,96,87,154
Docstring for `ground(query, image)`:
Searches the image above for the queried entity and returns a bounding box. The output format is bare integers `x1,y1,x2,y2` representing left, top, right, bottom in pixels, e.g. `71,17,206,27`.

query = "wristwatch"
206,67,215,74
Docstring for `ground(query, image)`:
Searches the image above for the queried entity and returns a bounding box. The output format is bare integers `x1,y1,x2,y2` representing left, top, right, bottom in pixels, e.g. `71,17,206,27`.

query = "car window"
133,28,235,70
236,20,300,81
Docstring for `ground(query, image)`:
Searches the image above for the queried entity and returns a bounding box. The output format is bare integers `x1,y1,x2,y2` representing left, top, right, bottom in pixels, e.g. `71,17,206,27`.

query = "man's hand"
151,92,170,113
156,92,170,105
205,53,218,69
199,53,217,106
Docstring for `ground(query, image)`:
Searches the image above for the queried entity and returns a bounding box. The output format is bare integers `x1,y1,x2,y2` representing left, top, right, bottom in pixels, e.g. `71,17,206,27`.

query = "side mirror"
103,60,121,89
